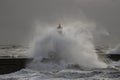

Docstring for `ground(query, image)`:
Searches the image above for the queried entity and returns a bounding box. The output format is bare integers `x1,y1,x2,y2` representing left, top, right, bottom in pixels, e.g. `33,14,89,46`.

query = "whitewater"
27,22,107,72
0,22,120,80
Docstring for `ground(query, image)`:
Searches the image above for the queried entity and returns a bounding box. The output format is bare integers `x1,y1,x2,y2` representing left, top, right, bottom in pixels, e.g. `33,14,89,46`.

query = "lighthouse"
57,24,63,34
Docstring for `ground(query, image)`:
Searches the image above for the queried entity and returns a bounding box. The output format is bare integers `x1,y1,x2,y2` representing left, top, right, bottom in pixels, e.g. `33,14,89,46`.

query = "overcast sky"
0,0,120,47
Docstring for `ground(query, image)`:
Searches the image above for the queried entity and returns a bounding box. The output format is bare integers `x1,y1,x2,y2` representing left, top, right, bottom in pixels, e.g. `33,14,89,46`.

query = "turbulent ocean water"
0,63,120,80
0,23,120,80
0,45,119,79
0,44,120,80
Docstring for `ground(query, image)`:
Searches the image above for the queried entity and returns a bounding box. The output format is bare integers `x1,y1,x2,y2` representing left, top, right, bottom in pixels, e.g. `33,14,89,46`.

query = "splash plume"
28,22,107,71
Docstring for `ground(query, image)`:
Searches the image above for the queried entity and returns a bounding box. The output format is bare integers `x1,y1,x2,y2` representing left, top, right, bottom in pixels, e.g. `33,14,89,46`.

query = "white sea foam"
27,22,107,71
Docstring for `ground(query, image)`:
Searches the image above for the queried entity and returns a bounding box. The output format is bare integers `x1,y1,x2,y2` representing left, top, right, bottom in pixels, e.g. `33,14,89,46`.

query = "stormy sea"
0,23,120,80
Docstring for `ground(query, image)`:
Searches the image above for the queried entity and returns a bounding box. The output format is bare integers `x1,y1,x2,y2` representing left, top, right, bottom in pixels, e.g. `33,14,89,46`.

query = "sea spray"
27,22,107,71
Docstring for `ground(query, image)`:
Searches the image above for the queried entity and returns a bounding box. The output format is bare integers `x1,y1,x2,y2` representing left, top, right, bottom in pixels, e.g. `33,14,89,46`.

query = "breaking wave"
27,22,107,71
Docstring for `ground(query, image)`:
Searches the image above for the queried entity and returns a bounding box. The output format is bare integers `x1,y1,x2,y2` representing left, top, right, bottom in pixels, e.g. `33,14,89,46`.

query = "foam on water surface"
0,67,120,80
27,22,107,71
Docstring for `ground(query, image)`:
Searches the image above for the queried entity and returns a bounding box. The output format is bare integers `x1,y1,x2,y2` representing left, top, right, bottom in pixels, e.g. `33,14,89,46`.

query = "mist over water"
28,22,107,71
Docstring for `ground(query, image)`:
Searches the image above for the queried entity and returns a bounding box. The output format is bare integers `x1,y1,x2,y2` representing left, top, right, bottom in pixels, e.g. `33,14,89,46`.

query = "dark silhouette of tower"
57,24,62,29
57,24,63,34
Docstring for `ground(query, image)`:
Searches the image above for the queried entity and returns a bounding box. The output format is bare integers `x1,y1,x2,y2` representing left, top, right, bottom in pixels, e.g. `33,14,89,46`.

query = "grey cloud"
0,0,120,46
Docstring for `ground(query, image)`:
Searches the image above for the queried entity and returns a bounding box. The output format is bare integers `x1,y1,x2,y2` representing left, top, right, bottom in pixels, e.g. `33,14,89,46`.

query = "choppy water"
0,23,120,80
0,45,120,80
0,64,120,80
